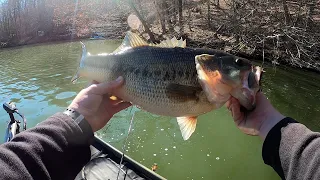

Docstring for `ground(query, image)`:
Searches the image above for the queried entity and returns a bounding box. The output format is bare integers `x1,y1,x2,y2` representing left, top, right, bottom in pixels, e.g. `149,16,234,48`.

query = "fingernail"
115,76,123,82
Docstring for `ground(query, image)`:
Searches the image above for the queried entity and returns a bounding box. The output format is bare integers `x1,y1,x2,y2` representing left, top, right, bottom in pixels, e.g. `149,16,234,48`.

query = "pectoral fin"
177,116,198,140
166,83,202,102
151,37,186,48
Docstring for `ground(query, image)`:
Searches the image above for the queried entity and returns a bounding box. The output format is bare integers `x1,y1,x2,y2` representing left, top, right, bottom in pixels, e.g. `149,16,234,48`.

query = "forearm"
258,111,285,140
263,117,320,180
0,113,93,180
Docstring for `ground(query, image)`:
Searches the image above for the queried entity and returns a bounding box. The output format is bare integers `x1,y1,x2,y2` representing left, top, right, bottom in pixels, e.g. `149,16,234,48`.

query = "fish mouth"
254,66,263,91
248,66,263,109
245,66,263,109
230,66,263,111
195,54,263,109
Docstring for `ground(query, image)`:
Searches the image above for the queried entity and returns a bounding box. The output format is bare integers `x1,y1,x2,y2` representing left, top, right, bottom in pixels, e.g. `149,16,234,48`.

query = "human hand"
68,76,132,132
226,92,285,140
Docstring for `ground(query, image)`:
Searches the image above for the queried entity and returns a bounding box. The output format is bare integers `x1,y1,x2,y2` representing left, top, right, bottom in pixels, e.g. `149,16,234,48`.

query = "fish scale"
72,31,261,140
113,49,210,115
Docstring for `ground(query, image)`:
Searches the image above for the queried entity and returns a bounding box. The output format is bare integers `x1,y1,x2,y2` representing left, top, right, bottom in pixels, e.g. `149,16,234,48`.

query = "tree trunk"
188,7,192,32
128,0,156,42
207,0,211,29
282,0,291,25
155,0,166,34
163,0,174,32
178,0,183,34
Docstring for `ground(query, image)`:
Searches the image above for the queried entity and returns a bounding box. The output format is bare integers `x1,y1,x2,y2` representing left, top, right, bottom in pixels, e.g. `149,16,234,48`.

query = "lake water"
0,40,319,180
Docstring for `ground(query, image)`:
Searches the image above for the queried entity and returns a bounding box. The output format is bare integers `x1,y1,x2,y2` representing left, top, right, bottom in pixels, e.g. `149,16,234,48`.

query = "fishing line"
117,106,136,180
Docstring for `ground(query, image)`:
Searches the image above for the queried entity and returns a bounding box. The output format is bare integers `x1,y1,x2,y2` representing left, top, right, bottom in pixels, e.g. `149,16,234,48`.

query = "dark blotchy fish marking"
165,83,202,103
163,71,170,81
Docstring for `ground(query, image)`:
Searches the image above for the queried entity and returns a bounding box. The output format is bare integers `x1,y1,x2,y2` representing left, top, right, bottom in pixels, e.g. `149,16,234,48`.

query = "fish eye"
235,58,243,66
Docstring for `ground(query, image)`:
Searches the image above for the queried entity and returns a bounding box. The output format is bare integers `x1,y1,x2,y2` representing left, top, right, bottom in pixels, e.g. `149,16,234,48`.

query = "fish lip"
254,66,263,88
245,66,263,109
241,83,256,110
230,66,260,110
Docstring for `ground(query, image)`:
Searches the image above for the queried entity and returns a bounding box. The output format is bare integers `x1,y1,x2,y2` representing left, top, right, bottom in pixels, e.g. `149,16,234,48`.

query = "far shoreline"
1,34,319,74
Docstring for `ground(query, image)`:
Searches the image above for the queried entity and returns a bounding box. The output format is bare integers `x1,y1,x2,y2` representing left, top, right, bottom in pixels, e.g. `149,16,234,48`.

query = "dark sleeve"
263,117,320,180
0,112,94,180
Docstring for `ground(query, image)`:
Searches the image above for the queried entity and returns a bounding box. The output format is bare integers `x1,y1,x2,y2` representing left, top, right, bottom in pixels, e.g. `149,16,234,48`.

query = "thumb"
90,76,124,95
229,98,244,126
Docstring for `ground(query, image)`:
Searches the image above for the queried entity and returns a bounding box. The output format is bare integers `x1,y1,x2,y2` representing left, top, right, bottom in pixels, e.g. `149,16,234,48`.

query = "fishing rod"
3,102,27,142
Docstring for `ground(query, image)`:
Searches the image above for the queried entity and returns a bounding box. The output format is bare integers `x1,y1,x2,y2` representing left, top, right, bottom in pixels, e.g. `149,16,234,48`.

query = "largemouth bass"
72,31,261,140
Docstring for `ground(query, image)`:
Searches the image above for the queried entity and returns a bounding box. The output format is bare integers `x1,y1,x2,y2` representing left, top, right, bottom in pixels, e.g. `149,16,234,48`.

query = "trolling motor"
3,102,27,142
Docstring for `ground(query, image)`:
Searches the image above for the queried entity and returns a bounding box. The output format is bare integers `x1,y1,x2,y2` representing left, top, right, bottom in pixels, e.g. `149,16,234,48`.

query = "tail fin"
71,41,87,83
71,73,79,84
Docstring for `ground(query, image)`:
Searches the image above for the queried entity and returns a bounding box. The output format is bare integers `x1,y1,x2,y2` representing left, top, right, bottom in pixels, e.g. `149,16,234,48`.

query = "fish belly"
120,77,215,117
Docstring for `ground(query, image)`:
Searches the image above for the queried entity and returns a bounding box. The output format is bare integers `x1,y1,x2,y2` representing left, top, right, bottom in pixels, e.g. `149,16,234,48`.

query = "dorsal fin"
113,31,148,53
151,37,186,48
113,31,187,53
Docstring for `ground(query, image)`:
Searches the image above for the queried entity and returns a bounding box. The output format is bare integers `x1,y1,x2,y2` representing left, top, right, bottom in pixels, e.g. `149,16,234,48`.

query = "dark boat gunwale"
91,136,166,180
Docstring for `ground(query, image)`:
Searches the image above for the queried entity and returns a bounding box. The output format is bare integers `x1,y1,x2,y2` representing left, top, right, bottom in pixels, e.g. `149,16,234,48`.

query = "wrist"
67,105,91,123
258,112,285,141
64,107,94,132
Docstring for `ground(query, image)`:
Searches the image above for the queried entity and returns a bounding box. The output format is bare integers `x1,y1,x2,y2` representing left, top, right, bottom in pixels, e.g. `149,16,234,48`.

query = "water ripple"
0,41,319,180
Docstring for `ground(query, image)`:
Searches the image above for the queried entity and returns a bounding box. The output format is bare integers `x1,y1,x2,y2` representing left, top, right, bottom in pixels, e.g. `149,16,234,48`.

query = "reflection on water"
0,40,319,179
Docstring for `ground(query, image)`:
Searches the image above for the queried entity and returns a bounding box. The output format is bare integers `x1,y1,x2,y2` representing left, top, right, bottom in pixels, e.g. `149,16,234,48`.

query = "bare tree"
178,0,183,34
0,0,319,71
154,0,166,33
282,0,291,25
127,0,156,42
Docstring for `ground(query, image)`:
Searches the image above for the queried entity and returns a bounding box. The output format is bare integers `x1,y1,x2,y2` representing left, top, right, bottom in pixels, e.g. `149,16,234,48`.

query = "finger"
230,98,244,126
90,76,124,95
85,80,99,88
111,99,124,105
226,97,233,110
108,98,124,105
111,102,132,114
226,97,237,111
91,80,99,84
